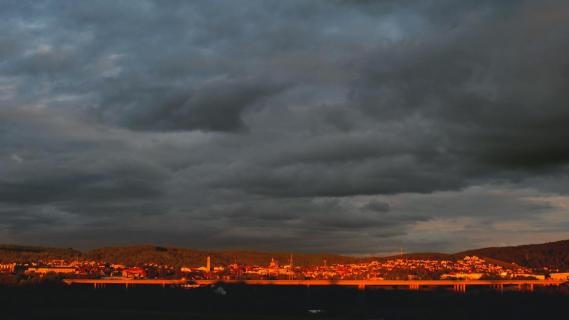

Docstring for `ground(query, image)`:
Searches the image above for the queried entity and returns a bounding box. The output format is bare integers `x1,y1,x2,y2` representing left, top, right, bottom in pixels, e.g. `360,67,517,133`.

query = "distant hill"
1,239,568,270
382,252,452,261
0,243,360,267
456,239,569,271
378,252,519,269
0,244,81,263
86,245,360,267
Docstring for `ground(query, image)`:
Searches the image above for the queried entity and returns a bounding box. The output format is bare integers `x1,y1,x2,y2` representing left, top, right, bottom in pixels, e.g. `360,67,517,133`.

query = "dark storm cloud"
349,0,569,170
107,78,287,132
2,0,569,253
362,201,390,213
0,108,169,227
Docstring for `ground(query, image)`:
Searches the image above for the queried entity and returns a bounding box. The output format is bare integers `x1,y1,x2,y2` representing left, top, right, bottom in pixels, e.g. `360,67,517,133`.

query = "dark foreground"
1,283,567,320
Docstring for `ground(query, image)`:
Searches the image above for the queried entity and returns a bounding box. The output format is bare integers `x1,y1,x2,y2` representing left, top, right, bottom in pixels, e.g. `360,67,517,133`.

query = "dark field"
1,284,567,320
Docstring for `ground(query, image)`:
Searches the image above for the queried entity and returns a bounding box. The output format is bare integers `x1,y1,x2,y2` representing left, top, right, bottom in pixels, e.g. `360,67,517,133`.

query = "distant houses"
549,272,569,281
0,263,16,273
25,266,76,275
1,254,567,283
121,267,146,279
441,273,484,280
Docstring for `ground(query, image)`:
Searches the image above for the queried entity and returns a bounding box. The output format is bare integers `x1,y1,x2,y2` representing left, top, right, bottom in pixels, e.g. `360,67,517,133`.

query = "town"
2,255,569,283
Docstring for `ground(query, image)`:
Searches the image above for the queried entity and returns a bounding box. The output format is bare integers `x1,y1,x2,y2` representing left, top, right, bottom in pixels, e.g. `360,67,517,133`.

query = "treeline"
0,244,362,267
0,245,81,263
456,239,569,271
382,253,453,261
87,245,363,267
1,239,568,270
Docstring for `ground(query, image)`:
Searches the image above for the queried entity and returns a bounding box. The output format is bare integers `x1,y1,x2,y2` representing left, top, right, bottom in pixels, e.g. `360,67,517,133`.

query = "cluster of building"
2,256,568,282
0,260,177,279
214,256,542,281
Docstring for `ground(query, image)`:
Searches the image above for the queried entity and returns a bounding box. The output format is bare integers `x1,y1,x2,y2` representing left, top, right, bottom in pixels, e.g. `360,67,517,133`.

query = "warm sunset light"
1,1,568,319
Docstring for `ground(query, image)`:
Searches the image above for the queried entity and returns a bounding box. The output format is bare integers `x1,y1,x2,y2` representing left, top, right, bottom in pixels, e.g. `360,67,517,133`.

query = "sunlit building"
25,266,76,274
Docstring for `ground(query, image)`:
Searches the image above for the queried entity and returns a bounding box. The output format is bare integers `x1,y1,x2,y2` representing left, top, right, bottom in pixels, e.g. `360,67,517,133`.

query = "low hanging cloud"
100,77,288,132
1,0,569,253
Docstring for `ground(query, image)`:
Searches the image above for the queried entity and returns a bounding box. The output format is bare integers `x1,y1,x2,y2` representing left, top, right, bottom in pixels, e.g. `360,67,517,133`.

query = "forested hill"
378,253,519,270
86,245,361,267
0,243,362,266
0,244,81,263
456,239,569,271
1,239,568,270
382,253,452,260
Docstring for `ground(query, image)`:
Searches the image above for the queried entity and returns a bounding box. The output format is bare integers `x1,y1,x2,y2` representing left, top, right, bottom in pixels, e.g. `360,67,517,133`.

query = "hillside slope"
2,239,568,270
0,244,81,263
86,245,360,267
456,239,569,271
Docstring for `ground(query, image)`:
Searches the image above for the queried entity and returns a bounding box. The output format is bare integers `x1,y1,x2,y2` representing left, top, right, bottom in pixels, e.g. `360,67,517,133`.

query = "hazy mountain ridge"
1,240,568,270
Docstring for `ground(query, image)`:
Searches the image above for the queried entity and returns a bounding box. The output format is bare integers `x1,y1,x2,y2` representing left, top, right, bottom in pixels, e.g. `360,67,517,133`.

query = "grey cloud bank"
0,0,568,254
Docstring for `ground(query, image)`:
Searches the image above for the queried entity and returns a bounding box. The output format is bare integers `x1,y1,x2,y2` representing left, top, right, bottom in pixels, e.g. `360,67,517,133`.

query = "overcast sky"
1,0,569,255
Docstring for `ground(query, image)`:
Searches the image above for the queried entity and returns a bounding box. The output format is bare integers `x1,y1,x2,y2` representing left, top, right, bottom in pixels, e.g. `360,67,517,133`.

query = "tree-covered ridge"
456,239,569,271
0,244,367,267
86,245,362,267
0,244,81,263
1,239,568,271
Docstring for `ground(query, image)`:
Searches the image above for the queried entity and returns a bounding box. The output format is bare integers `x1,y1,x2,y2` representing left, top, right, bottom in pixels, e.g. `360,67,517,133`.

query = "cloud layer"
1,0,569,254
